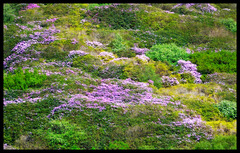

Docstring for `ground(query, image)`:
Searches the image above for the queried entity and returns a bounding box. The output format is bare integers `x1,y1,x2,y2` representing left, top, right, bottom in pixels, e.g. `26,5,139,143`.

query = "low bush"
86,4,139,30
154,61,171,77
35,119,88,150
189,50,236,74
206,120,236,135
203,72,236,85
4,67,47,91
108,33,135,58
181,99,221,121
220,18,236,33
146,43,189,66
108,141,130,150
72,54,102,73
41,45,68,61
122,62,162,88
98,62,125,79
215,100,236,121
194,135,236,150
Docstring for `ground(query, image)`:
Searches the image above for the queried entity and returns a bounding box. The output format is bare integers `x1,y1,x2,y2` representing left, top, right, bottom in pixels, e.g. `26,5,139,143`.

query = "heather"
3,3,236,150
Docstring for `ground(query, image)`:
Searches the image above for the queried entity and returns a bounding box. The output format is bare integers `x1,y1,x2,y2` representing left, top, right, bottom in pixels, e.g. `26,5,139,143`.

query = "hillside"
3,3,237,150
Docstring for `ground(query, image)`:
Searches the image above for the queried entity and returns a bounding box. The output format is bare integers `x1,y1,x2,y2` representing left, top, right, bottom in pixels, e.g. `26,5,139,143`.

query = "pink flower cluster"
86,40,103,48
71,38,78,44
48,78,183,117
136,54,150,62
161,76,179,87
99,52,115,59
68,50,88,58
4,22,60,71
26,3,40,10
46,18,58,23
177,60,202,83
172,3,217,14
131,46,149,55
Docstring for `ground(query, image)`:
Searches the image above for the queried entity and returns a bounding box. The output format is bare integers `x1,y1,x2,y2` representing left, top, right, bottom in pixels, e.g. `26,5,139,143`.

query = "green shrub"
203,72,236,85
220,18,236,33
4,25,22,58
4,67,47,91
98,62,125,79
35,119,87,149
41,45,68,61
87,4,139,30
216,100,236,120
108,141,130,150
194,135,236,150
109,33,135,57
181,99,221,121
72,54,102,73
189,50,236,74
154,61,171,77
146,43,189,66
180,72,195,84
3,4,16,23
122,62,162,88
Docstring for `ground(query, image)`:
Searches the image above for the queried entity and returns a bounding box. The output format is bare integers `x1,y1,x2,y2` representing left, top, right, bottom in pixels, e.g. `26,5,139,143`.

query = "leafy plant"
189,50,236,74
220,18,236,33
194,135,236,150
4,67,47,91
122,62,162,88
72,54,102,73
108,141,130,150
109,33,135,57
216,100,236,120
146,43,189,66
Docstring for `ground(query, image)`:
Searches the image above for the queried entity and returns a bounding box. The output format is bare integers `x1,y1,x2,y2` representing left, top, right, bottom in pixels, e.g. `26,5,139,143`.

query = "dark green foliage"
72,54,102,73
86,4,139,29
220,18,236,33
216,100,236,121
3,97,62,144
35,120,88,150
108,33,135,57
203,72,236,85
4,67,47,91
122,62,162,88
108,141,130,150
181,99,221,121
3,4,16,23
98,63,125,79
194,135,236,150
180,72,195,84
146,43,189,66
189,50,236,74
41,45,68,61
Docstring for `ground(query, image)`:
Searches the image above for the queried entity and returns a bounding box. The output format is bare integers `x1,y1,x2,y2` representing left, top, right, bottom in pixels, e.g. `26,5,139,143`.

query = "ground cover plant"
3,3,236,150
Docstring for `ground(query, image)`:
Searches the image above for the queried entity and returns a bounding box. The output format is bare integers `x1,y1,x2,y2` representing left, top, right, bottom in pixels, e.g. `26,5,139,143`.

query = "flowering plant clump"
98,51,115,59
131,46,149,55
161,76,179,87
4,23,61,71
68,50,88,58
47,78,182,117
172,3,217,14
26,3,40,10
46,18,58,23
86,40,103,48
135,54,150,62
177,60,202,83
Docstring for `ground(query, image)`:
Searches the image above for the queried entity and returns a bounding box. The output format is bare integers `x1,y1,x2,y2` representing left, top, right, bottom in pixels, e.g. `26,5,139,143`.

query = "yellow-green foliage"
157,83,222,103
154,61,171,76
137,10,180,31
180,98,221,121
206,120,236,135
